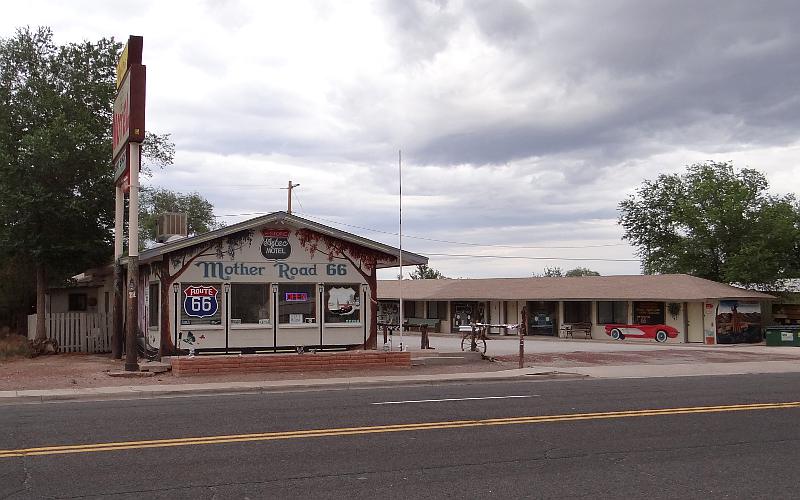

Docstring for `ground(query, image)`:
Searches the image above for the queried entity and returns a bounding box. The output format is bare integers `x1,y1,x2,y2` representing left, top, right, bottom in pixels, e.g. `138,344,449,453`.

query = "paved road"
2,373,800,498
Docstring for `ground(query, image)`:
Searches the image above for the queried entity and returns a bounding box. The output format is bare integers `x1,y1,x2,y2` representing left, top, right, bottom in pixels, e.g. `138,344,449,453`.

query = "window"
148,283,159,327
403,301,416,318
231,284,269,324
633,301,665,325
68,293,87,311
180,284,222,326
278,284,316,324
325,284,361,324
597,301,628,324
564,301,591,323
426,301,446,319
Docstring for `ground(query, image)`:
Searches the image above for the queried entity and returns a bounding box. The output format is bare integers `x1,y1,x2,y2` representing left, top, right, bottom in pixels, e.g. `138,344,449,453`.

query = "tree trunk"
366,267,378,349
159,259,177,356
35,262,46,341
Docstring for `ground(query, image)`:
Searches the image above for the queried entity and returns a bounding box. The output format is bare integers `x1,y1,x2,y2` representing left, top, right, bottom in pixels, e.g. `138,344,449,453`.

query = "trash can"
765,326,800,347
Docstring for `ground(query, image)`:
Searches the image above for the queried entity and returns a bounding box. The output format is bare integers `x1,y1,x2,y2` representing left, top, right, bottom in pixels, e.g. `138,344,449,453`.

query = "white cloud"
3,0,799,279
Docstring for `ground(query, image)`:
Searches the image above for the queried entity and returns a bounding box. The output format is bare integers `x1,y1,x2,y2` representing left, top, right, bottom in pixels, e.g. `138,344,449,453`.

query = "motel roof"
377,274,774,302
125,211,427,269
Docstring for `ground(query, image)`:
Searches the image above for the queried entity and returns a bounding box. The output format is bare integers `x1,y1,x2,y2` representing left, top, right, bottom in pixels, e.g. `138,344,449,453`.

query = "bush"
0,332,33,359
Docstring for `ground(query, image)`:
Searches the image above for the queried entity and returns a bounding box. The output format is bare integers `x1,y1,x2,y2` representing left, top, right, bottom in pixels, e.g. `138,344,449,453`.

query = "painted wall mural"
716,300,761,344
604,324,679,342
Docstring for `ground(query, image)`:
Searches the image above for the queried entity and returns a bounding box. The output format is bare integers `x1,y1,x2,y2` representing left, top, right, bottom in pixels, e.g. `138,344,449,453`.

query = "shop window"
279,284,316,324
325,284,361,324
426,301,446,319
564,301,591,323
231,284,269,324
403,301,416,318
148,283,159,327
597,301,628,324
633,302,665,325
378,301,399,325
68,293,87,311
180,284,222,326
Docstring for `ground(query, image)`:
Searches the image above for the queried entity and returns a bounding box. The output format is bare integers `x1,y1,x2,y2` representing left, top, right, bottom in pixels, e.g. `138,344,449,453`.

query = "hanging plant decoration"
668,302,681,320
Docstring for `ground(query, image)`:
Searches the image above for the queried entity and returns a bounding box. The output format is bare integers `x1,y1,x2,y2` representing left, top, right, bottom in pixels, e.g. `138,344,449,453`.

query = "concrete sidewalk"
2,357,800,405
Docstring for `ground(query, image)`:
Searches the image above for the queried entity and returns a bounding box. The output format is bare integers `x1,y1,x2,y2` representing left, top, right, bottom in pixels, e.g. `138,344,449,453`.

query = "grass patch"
0,333,33,359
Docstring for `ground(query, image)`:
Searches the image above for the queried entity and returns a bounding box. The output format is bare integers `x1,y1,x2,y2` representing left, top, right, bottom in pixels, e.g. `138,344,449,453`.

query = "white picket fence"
27,313,112,353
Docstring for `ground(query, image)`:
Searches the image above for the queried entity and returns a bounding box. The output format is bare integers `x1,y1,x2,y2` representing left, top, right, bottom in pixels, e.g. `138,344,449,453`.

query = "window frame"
324,284,362,325
597,301,629,325
278,283,317,325
148,283,159,328
180,283,223,327
230,283,270,327
564,301,591,324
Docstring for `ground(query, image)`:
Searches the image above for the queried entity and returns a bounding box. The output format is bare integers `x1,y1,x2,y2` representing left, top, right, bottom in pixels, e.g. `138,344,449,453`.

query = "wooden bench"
404,318,440,332
560,322,593,339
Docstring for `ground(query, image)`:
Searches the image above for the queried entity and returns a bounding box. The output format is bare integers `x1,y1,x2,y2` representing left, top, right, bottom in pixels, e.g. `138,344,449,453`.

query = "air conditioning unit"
156,212,188,243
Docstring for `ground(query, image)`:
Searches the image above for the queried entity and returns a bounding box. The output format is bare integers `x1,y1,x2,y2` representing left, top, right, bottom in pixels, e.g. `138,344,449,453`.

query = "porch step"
139,361,172,373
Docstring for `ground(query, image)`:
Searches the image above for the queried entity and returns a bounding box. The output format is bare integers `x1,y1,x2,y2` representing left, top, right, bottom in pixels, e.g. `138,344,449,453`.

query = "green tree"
0,27,122,340
618,161,800,287
534,266,563,277
564,267,601,277
0,27,177,339
408,264,447,279
139,187,221,247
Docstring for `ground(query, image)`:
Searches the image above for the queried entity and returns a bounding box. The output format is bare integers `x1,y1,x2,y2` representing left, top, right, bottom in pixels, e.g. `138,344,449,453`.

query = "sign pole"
124,143,140,371
112,185,125,359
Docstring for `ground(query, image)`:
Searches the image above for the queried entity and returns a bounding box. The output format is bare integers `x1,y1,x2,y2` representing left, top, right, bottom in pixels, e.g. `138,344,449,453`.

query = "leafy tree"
139,187,221,247
534,266,563,277
0,27,177,339
0,27,121,340
618,161,800,287
408,264,447,279
564,267,601,277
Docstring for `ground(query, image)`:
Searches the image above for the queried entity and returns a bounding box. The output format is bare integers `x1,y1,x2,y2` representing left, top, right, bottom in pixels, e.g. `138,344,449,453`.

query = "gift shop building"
127,211,426,354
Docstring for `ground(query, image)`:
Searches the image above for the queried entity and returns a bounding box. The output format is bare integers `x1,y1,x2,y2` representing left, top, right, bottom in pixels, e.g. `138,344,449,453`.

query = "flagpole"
398,149,404,351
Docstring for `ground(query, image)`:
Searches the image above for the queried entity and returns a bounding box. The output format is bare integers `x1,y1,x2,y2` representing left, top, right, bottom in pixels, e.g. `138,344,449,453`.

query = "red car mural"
604,324,679,343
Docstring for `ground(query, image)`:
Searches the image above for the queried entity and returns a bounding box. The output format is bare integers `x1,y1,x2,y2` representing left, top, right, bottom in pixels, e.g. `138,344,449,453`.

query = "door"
686,302,704,343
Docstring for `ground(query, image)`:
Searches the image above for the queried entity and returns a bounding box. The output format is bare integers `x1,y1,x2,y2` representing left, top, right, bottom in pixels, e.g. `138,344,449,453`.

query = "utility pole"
285,180,300,214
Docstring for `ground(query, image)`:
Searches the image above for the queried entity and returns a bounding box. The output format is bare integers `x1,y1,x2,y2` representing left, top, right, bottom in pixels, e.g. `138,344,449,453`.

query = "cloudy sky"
4,0,799,279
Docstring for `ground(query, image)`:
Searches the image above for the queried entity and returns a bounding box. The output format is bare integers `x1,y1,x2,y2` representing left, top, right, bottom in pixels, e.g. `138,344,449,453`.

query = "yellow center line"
2,401,798,458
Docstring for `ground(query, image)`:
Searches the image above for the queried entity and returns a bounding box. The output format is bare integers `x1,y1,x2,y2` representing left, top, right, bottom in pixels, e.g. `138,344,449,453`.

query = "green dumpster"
765,326,800,347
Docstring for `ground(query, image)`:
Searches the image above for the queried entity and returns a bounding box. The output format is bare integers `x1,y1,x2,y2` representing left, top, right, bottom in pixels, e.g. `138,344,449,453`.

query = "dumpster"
765,326,800,347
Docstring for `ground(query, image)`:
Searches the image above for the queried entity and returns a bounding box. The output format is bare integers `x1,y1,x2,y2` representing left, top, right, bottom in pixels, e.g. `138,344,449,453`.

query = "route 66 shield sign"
183,285,219,318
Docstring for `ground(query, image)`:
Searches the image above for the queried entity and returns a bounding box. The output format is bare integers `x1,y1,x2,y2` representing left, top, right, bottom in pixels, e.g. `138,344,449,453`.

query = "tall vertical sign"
112,35,146,371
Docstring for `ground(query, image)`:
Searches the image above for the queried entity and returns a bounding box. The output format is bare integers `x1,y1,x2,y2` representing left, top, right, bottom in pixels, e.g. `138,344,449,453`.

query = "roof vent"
156,213,188,243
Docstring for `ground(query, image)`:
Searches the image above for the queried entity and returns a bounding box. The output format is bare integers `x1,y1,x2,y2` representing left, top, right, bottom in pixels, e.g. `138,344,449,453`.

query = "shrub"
0,332,33,359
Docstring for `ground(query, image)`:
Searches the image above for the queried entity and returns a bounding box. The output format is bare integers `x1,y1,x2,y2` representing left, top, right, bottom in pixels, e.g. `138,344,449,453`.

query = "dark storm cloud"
405,0,800,165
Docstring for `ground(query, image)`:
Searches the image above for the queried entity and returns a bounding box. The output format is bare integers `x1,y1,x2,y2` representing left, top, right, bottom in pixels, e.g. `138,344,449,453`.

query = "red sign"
285,292,308,302
263,229,291,238
112,64,146,161
185,286,219,297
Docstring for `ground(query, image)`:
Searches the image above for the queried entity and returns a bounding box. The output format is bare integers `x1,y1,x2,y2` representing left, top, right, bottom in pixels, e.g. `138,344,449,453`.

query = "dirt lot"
0,353,510,391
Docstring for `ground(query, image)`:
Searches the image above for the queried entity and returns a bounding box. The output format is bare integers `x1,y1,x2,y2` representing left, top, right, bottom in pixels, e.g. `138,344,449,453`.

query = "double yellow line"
2,401,798,459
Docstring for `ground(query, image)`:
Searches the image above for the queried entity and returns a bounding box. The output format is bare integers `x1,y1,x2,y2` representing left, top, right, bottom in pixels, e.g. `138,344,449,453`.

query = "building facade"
377,275,774,344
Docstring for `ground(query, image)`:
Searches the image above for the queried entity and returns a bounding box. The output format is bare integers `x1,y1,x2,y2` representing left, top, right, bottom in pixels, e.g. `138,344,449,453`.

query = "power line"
293,211,627,250
211,210,627,250
424,252,639,262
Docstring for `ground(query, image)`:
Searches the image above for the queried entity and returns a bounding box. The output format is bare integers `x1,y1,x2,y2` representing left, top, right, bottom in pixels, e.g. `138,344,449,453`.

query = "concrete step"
139,361,171,373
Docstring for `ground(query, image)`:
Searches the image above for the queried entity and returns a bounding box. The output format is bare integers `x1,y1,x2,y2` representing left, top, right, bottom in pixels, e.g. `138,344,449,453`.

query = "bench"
560,322,593,339
404,318,441,332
